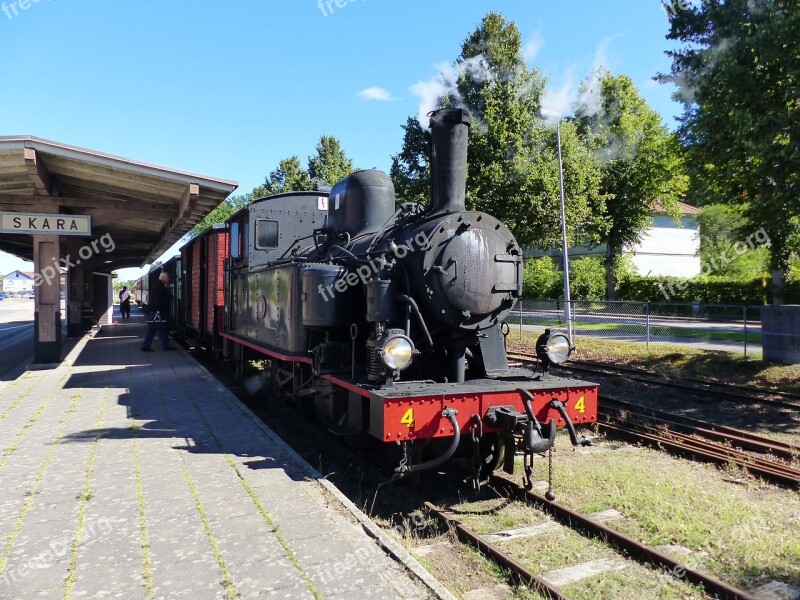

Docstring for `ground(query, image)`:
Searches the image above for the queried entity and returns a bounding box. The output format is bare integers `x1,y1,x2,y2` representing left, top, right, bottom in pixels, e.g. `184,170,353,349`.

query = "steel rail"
597,421,800,488
601,396,800,462
506,352,800,411
488,476,760,600
573,359,800,404
423,502,572,600
567,360,800,410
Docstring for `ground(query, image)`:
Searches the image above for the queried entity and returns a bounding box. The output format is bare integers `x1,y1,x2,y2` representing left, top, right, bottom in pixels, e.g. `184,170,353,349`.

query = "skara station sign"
0,212,92,236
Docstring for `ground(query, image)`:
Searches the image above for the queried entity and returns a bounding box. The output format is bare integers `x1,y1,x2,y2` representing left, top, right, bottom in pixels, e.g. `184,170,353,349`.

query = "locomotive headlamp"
379,333,415,371
535,329,571,369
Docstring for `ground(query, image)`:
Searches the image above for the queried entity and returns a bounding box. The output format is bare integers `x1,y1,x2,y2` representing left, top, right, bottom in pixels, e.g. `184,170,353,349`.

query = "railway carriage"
134,256,181,325
180,224,228,348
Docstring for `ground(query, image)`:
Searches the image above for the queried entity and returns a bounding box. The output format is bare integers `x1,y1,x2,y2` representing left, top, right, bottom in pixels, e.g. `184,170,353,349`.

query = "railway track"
507,351,800,486
425,477,759,600
573,359,800,404
507,351,800,411
599,396,800,488
601,396,800,463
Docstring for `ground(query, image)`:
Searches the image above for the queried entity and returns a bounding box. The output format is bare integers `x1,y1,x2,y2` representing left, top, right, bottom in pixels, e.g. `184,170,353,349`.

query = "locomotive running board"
219,331,314,365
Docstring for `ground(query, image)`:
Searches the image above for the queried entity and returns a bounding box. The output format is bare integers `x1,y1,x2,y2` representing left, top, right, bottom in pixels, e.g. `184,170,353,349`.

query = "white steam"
409,54,494,128
539,37,614,124
521,30,544,63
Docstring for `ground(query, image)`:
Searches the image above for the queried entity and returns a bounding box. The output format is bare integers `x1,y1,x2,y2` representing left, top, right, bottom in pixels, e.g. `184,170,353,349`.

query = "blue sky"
0,0,683,280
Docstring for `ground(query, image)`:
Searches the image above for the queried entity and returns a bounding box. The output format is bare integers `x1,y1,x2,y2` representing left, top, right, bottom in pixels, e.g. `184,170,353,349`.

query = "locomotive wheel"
479,433,506,478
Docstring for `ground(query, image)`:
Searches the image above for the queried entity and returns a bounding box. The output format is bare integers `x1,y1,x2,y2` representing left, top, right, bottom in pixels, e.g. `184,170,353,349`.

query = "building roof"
0,136,238,268
652,200,700,216
3,270,33,280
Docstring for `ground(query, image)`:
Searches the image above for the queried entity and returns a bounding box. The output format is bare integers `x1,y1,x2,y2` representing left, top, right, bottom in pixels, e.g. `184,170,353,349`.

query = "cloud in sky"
357,87,396,101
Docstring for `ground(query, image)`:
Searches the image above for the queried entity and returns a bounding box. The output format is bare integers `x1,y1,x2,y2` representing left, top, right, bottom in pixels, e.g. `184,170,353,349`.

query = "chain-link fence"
506,300,793,359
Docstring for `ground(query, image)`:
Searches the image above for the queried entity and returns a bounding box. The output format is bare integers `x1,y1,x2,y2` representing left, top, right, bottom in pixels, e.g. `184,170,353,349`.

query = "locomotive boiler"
221,108,598,489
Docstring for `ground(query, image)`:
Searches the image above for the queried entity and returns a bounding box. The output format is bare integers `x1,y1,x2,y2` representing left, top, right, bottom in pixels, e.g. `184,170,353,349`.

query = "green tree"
257,156,313,197
308,135,354,188
189,194,251,238
661,0,800,303
390,117,430,205
570,257,606,302
576,72,688,299
391,12,607,251
695,204,770,279
522,257,562,299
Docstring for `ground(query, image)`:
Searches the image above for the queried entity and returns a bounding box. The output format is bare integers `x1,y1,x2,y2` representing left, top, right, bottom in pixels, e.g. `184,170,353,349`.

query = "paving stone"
0,325,431,600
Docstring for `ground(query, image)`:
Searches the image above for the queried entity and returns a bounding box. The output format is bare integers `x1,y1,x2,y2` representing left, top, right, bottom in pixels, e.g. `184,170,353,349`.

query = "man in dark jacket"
141,272,174,351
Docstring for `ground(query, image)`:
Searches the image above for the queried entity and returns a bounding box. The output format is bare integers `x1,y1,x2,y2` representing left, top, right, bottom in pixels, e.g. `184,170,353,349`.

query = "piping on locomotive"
219,108,599,491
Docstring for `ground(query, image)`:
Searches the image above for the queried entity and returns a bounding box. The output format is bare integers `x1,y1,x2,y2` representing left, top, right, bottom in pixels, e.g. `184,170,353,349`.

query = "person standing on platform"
119,286,131,319
140,272,174,352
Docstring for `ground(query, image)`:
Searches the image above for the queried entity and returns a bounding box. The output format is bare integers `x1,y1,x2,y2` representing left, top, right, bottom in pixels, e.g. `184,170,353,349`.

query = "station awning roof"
0,136,238,268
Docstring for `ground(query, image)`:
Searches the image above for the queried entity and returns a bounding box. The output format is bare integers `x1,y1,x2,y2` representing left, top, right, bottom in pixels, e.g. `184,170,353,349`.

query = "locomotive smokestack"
429,108,472,213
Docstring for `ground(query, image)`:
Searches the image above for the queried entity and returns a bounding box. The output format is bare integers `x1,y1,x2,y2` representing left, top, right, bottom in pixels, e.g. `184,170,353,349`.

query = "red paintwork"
182,229,229,342
191,242,201,329
206,231,228,335
378,386,598,441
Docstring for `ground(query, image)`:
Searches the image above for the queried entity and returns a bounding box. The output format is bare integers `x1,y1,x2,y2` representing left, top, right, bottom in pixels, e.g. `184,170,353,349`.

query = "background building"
528,202,701,278
2,270,34,294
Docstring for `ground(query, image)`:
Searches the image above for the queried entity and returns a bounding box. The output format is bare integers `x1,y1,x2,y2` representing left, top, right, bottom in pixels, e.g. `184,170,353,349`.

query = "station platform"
0,316,447,600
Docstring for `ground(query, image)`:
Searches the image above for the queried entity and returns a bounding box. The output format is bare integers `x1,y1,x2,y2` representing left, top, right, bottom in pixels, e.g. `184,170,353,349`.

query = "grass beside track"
528,437,800,593
509,332,800,393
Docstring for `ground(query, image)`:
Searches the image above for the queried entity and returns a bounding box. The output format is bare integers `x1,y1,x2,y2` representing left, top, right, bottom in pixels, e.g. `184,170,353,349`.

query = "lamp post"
539,112,574,343
555,120,574,343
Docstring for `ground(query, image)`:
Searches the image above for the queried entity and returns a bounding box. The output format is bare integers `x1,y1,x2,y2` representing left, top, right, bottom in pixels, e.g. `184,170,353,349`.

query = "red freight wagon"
180,223,229,349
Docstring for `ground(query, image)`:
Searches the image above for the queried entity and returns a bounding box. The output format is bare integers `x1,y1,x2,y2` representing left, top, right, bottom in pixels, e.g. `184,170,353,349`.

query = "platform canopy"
0,136,238,268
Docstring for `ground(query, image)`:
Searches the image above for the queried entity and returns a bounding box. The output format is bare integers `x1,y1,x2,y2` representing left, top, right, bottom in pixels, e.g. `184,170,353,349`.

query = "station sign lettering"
0,212,92,236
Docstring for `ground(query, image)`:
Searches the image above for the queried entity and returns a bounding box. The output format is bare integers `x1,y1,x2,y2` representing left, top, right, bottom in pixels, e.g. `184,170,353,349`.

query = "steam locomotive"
170,108,599,489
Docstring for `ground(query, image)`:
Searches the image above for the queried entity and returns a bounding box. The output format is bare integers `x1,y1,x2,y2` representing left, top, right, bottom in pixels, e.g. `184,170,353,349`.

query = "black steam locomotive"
219,108,598,487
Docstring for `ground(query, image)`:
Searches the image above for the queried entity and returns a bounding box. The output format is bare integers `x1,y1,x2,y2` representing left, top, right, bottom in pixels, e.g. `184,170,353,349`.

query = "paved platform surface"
0,318,433,599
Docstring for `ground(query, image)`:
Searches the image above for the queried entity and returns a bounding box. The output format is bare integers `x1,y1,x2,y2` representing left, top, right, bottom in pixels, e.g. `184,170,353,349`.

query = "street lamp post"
555,120,573,343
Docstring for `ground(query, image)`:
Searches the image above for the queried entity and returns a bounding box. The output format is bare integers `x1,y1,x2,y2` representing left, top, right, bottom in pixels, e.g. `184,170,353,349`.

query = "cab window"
255,219,279,250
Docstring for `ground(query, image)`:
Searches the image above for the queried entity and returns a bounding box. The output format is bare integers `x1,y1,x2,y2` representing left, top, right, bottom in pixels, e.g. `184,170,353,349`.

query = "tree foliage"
576,72,688,298
253,136,355,199
256,156,313,198
695,204,770,278
661,0,800,300
191,135,355,238
189,194,251,239
391,12,607,251
522,257,562,299
308,135,354,188
390,117,430,205
570,257,606,302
